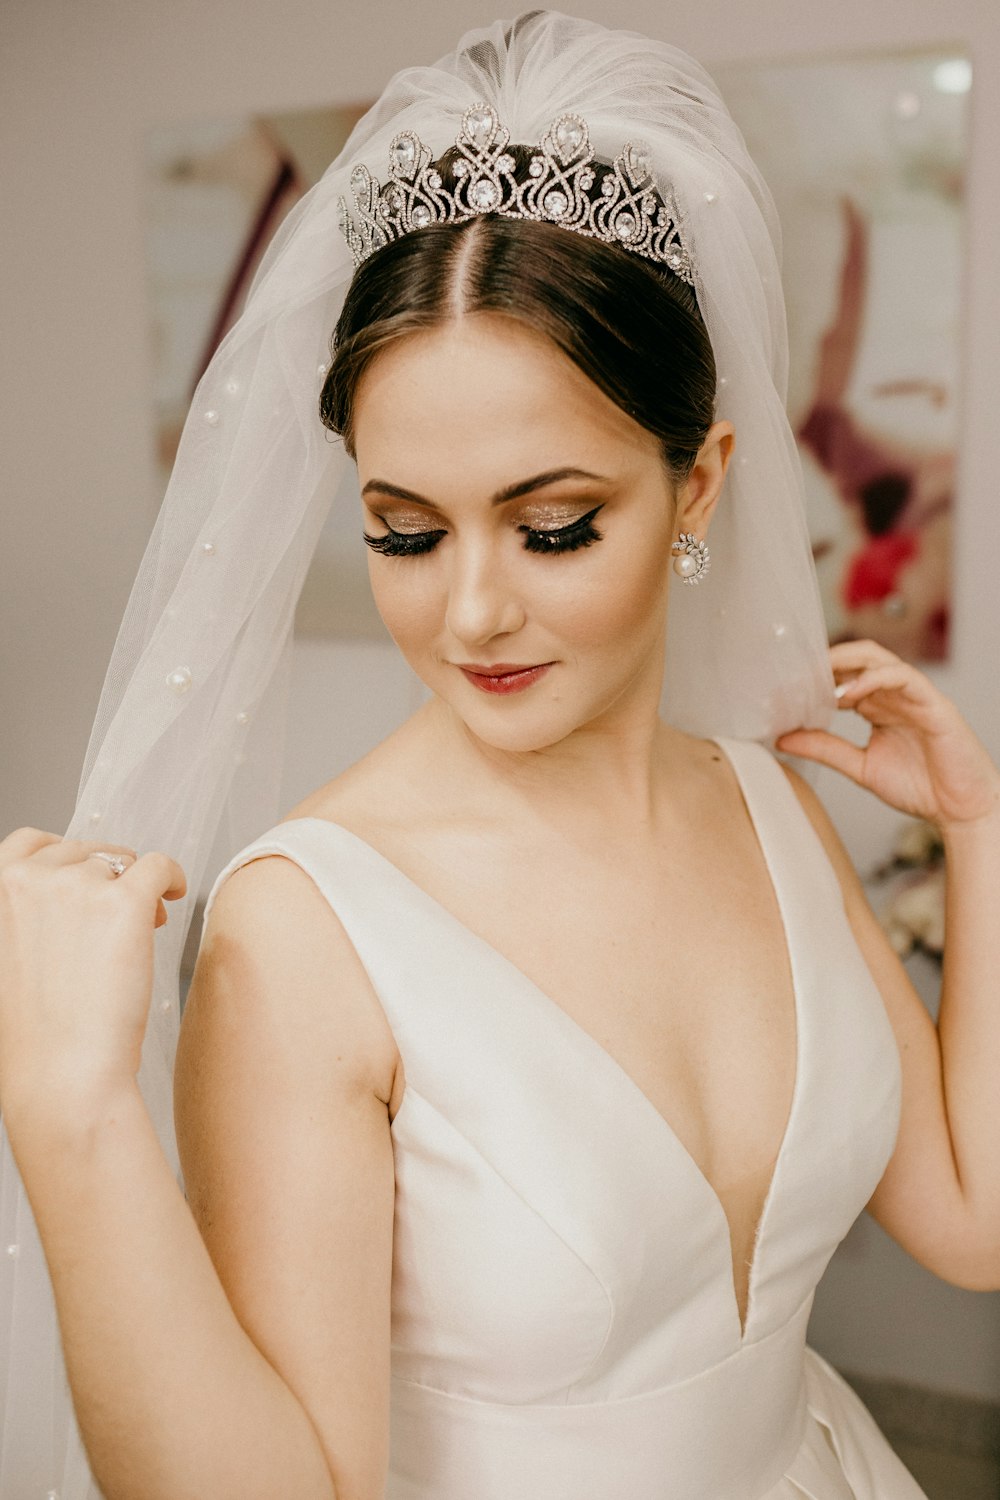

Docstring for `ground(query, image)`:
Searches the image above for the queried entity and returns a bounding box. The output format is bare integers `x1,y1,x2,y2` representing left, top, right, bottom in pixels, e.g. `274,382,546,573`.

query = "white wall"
4,0,1000,1399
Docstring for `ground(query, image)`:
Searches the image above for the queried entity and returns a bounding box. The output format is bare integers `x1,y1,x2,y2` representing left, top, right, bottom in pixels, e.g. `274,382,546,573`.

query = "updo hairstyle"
320,143,717,494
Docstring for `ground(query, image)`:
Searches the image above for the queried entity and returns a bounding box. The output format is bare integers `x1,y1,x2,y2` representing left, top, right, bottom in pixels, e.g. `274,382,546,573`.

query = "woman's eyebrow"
361,467,610,508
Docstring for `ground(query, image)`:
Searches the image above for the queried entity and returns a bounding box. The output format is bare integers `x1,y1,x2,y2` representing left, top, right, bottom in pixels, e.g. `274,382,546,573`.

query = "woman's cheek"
546,546,668,650
370,568,443,655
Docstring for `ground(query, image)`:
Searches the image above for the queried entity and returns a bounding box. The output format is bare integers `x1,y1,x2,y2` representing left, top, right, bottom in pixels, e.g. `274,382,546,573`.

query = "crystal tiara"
338,102,695,284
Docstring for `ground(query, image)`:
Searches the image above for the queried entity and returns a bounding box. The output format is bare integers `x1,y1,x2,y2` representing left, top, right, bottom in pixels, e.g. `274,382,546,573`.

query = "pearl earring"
671,531,710,585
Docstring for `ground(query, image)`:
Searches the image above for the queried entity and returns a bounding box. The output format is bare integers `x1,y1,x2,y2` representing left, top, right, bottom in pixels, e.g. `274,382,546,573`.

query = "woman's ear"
673,420,735,538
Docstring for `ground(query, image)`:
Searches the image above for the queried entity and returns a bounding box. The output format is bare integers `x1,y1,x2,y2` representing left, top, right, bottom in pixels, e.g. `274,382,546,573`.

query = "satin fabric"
202,734,927,1498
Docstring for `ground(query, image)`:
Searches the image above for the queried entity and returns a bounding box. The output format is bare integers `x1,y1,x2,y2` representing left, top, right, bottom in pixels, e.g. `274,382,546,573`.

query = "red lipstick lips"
458,662,554,695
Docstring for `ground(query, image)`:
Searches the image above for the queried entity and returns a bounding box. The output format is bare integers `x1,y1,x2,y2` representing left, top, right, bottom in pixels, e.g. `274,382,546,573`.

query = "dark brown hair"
320,149,716,492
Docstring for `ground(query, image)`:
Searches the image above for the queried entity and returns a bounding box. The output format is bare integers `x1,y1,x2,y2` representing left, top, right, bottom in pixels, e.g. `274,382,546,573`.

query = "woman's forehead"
352,315,658,484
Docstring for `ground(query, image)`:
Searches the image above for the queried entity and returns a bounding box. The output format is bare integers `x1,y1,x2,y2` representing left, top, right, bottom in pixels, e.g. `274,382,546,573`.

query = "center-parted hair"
320,145,717,493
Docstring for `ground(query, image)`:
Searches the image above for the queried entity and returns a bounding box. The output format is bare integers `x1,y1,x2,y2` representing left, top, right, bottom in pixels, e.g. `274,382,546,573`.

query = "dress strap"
201,826,312,928
707,735,845,914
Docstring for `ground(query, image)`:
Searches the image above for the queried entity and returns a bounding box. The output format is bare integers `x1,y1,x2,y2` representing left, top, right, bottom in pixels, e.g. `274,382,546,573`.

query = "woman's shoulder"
201,711,441,988
194,771,405,1114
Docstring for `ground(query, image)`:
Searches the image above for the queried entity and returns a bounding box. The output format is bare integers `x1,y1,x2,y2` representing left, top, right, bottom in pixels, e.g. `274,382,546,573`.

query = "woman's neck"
410,692,696,842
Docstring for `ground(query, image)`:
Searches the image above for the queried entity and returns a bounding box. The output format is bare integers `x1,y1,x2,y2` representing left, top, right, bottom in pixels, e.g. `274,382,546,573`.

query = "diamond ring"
89,851,129,877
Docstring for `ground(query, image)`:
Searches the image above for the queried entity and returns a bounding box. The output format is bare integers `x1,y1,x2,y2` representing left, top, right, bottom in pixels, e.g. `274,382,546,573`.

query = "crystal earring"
671,531,710,585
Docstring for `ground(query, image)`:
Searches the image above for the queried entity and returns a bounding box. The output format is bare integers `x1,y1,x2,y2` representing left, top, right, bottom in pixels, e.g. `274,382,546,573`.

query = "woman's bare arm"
175,852,399,1499
782,763,1000,1291
2,845,396,1500
776,637,1000,1292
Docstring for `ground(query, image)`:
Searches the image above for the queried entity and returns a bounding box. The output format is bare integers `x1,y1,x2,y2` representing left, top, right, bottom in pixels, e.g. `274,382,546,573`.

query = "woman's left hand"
775,639,1000,833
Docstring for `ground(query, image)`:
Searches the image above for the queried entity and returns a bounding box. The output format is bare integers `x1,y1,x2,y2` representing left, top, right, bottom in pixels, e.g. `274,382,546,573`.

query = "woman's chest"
290,738,900,1352
391,828,799,1276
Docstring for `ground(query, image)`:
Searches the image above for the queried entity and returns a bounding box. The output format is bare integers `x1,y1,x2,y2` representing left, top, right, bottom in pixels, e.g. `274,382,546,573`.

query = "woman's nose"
444,540,526,646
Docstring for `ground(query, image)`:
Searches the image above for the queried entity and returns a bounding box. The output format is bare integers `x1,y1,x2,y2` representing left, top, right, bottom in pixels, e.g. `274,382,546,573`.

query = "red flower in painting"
842,530,919,609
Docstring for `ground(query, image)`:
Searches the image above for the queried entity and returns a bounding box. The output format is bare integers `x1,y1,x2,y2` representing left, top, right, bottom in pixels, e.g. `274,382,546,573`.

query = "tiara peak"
338,102,695,284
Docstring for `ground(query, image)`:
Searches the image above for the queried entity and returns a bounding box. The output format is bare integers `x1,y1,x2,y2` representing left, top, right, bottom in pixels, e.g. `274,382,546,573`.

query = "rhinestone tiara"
338,102,694,284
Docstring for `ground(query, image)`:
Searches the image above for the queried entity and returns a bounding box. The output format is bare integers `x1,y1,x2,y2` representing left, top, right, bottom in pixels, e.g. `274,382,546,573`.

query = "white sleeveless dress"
202,733,928,1499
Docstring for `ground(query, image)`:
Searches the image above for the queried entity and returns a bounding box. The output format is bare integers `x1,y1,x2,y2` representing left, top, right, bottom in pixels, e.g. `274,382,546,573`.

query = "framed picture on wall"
715,47,970,662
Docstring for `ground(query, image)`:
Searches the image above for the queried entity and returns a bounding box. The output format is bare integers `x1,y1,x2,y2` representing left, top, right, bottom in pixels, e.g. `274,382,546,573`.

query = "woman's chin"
430,683,625,758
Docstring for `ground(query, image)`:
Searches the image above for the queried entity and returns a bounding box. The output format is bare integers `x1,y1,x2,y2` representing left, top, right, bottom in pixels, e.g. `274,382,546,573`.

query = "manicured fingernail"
834,682,848,698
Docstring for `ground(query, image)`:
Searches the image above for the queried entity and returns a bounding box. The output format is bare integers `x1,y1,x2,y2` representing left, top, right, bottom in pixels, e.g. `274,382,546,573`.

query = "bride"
2,13,998,1499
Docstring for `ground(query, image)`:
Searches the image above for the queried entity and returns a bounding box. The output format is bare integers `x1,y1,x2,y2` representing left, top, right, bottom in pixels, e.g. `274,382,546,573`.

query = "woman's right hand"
0,827,187,1118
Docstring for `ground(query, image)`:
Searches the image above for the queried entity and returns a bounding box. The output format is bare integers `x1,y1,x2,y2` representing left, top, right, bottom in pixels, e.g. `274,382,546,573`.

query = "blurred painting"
145,49,969,657
716,49,969,662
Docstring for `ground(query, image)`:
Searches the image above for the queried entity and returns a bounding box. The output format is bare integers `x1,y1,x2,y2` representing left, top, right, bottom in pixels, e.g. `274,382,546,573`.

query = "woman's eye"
363,526,446,557
362,504,605,559
520,505,604,555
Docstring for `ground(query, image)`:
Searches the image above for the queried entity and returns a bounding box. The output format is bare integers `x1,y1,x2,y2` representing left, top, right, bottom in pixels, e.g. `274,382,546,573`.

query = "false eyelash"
362,527,446,557
362,504,605,559
519,505,604,554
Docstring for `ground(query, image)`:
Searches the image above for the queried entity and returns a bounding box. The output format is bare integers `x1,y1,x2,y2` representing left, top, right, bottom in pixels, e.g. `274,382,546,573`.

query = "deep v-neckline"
285,734,801,1344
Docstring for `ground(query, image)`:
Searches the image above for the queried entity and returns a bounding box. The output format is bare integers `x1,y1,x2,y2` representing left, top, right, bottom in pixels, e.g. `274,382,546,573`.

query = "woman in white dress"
1,13,999,1500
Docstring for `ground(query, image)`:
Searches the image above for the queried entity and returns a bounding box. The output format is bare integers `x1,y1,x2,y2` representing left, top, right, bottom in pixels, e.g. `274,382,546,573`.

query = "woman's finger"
1,834,187,903
828,637,904,668
833,663,916,701
29,839,139,870
775,728,868,780
0,827,63,863
835,665,948,723
121,851,188,902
